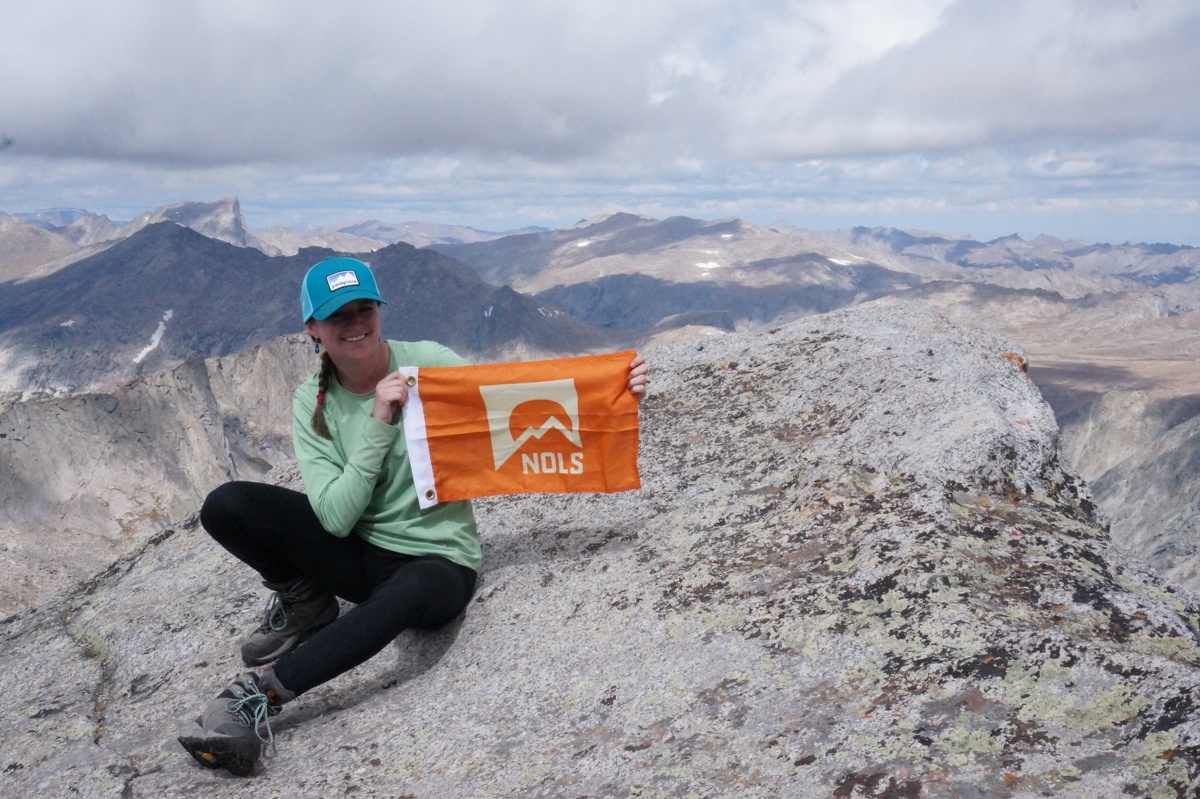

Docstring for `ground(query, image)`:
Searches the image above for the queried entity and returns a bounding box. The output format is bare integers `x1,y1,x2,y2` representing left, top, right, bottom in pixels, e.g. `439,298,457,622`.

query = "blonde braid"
311,351,335,440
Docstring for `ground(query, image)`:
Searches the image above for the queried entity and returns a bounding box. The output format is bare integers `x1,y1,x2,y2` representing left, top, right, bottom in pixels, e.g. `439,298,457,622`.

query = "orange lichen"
1001,352,1029,373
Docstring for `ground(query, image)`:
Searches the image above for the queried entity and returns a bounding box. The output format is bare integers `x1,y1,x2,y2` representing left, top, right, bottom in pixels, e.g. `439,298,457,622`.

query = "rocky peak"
60,212,121,246
0,216,80,282
1,304,1197,796
118,196,252,248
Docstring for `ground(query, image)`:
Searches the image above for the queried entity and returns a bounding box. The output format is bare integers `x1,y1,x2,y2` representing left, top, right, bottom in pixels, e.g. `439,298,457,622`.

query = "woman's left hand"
627,353,648,401
372,370,410,424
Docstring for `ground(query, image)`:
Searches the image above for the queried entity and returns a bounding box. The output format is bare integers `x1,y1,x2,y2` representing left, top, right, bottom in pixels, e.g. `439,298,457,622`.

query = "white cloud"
753,0,1200,157
0,1,1198,244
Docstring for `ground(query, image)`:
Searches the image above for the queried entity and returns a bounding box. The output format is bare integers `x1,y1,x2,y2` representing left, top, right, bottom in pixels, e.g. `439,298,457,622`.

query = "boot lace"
227,679,281,746
259,586,303,633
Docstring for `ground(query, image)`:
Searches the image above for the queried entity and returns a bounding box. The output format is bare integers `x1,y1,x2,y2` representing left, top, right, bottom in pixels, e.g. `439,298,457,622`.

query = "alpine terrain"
1,202,1198,795
1,305,1197,797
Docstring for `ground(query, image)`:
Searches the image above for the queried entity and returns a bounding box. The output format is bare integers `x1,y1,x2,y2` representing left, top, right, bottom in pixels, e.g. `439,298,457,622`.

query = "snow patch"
60,320,75,327
829,258,852,266
132,310,173,364
696,262,722,269
576,240,591,248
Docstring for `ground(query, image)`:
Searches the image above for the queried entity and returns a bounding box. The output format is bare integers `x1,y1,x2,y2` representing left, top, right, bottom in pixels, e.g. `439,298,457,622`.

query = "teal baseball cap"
301,257,388,322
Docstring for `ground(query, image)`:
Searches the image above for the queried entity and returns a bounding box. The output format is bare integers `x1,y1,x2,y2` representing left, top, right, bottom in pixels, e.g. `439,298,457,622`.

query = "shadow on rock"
276,616,467,728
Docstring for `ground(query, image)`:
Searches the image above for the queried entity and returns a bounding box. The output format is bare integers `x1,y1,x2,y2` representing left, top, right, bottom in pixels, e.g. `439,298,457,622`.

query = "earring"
312,337,321,354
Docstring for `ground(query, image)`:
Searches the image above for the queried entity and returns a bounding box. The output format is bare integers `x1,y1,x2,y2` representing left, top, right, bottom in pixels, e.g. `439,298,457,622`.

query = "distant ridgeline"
4,205,1200,397
0,221,619,395
3,206,1200,599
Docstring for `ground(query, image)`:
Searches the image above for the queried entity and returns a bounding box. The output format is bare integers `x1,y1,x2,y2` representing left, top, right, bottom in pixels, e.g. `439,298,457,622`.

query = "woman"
178,256,647,776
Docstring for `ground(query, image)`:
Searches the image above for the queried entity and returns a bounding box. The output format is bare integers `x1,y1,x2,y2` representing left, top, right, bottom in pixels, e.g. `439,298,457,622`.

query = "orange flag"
400,351,641,507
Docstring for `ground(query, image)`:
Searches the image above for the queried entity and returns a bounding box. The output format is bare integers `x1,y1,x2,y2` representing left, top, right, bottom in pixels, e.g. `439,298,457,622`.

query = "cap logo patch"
327,270,360,291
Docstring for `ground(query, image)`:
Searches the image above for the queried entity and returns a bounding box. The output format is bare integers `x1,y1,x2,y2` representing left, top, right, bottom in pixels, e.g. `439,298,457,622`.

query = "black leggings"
200,481,477,697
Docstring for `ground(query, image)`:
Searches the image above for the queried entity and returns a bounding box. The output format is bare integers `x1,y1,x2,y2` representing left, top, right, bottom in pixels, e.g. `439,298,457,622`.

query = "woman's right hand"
372,371,410,425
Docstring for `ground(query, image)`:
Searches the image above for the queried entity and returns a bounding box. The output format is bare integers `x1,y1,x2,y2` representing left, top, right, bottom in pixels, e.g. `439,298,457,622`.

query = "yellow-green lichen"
1166,762,1190,790
1064,683,1150,734
1003,661,1081,724
1127,635,1200,664
828,554,863,574
858,730,912,761
1132,729,1179,778
935,718,1004,766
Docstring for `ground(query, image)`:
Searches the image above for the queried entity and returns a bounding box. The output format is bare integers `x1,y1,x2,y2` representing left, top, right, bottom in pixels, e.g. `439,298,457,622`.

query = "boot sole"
178,733,261,777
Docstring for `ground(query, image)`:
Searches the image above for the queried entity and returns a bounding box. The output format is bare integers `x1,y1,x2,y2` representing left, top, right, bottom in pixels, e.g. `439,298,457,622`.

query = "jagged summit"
120,196,251,248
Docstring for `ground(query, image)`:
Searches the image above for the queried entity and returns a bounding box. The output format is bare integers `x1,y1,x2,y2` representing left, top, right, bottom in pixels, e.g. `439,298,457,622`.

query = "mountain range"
433,212,1200,331
0,221,618,395
2,197,1199,602
0,197,544,282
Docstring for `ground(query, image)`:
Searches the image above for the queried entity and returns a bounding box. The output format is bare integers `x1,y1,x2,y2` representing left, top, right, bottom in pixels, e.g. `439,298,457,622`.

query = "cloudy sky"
2,0,1199,243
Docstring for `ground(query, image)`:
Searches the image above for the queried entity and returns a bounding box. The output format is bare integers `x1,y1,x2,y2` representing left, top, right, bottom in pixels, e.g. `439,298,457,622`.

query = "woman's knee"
200,482,232,534
199,481,261,540
402,558,477,629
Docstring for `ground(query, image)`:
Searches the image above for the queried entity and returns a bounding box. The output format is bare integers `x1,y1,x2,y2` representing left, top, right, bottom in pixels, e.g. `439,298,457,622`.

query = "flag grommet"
406,376,417,386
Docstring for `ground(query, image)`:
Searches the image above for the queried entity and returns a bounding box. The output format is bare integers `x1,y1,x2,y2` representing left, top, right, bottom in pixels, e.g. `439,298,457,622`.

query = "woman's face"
305,299,382,361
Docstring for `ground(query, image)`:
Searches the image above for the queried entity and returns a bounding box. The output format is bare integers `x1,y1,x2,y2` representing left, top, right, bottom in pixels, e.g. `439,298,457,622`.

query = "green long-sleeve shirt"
292,340,482,571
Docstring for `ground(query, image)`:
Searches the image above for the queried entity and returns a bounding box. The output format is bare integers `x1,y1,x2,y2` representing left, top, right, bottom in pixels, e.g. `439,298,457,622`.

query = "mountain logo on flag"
479,378,582,470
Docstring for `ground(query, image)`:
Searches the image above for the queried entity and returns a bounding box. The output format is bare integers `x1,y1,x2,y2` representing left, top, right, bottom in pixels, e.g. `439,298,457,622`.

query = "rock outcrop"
2,305,1198,797
869,283,1200,594
0,335,314,617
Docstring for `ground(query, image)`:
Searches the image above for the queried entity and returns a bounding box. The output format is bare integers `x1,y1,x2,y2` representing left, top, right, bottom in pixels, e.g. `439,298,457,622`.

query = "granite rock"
1,305,1198,798
0,334,314,617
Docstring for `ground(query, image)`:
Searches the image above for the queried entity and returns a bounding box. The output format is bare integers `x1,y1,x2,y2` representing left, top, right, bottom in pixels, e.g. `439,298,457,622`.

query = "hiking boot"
177,671,286,776
241,576,339,666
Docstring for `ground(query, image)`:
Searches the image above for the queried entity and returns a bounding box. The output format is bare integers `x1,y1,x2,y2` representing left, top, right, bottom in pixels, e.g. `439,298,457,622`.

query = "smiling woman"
305,300,386,394
176,257,483,776
174,254,650,776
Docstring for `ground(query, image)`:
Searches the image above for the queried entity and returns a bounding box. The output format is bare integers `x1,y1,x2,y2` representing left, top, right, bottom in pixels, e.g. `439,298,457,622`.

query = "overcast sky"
2,0,1199,244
